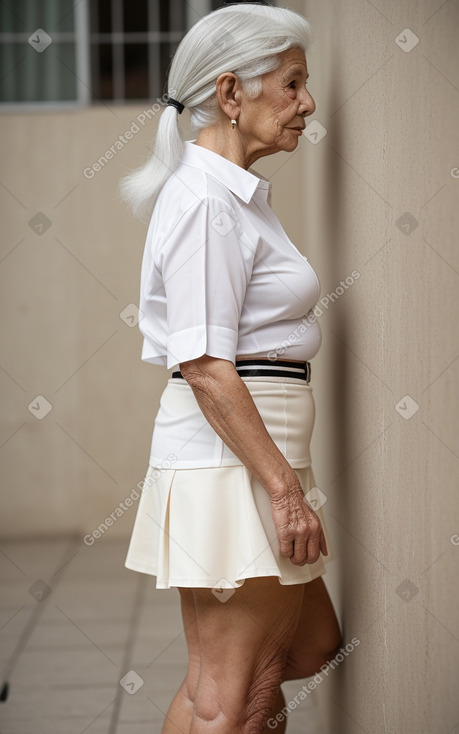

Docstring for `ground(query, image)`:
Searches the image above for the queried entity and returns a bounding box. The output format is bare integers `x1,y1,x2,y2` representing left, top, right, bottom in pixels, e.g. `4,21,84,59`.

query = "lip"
286,126,305,133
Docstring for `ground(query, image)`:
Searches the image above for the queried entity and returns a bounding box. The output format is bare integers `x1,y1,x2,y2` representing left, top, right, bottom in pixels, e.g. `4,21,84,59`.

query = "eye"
288,80,309,90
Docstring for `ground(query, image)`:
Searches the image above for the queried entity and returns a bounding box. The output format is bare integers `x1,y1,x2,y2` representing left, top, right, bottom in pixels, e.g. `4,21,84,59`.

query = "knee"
182,657,201,707
319,621,344,658
310,638,349,680
284,635,345,681
320,639,345,668
192,668,244,729
329,635,344,656
192,655,286,732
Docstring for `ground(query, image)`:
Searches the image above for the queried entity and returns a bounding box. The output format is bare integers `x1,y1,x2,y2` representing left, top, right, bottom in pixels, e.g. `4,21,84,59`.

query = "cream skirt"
124,377,334,589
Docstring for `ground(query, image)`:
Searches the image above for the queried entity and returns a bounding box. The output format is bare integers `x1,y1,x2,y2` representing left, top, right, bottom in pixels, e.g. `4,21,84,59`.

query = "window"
0,0,90,107
89,0,210,102
0,0,271,107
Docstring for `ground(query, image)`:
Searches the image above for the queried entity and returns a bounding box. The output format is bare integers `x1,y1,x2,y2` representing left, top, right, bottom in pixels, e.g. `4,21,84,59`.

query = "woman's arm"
179,353,327,565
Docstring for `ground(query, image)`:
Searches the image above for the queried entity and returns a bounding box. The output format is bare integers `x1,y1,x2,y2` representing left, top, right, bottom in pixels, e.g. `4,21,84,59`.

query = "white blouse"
139,140,322,371
138,140,323,468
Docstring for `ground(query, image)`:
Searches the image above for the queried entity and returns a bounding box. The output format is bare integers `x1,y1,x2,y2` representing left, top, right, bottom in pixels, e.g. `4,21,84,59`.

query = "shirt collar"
180,140,271,205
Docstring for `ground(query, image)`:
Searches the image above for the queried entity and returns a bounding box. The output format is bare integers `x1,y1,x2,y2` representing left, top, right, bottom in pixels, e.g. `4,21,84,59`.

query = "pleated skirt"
124,377,334,589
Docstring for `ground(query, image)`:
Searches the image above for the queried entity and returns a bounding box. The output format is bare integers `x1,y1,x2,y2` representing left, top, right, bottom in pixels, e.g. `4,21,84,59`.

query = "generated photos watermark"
267,637,361,729
267,269,360,360
83,92,176,180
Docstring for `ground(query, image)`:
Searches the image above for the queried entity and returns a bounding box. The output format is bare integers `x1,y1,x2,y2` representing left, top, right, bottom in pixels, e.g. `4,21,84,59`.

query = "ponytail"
119,104,184,222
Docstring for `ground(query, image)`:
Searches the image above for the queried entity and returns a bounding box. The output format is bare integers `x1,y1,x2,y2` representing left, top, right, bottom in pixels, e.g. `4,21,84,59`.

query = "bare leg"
262,576,342,733
262,686,287,734
161,576,342,734
282,576,342,681
190,576,304,733
161,589,200,734
162,677,195,734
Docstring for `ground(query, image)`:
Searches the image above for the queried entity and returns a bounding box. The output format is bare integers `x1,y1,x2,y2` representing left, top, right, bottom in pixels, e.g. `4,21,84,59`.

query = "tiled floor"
0,538,325,733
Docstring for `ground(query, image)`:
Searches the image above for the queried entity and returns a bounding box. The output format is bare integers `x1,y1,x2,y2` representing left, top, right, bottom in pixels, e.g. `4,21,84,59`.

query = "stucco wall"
299,1,459,732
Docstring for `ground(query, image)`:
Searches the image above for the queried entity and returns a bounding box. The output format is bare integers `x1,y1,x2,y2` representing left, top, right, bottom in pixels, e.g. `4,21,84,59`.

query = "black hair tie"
166,96,184,114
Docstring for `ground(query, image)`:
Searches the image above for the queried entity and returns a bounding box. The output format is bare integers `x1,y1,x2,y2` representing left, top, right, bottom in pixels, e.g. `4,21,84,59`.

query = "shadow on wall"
320,52,353,734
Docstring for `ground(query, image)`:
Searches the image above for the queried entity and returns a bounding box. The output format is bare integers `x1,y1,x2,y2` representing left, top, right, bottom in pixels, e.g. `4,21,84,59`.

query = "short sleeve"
158,196,255,370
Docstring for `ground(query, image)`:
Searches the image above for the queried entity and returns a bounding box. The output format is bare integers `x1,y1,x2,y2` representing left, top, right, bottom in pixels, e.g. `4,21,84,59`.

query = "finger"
278,537,294,558
319,528,328,557
305,533,321,564
290,539,307,566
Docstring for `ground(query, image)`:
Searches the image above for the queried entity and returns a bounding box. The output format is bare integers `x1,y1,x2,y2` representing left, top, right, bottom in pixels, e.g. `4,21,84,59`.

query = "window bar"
111,0,124,101
185,0,212,31
167,0,183,95
75,0,90,104
148,0,161,101
89,0,99,100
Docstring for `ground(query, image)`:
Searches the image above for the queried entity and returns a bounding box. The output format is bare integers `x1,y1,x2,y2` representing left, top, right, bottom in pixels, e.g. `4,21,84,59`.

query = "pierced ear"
215,72,240,119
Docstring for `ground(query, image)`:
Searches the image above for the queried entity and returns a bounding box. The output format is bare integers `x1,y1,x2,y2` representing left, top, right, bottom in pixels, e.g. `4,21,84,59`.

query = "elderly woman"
122,4,342,733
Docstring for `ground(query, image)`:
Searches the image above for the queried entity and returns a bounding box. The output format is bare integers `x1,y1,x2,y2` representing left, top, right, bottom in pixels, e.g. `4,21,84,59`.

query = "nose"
298,86,316,117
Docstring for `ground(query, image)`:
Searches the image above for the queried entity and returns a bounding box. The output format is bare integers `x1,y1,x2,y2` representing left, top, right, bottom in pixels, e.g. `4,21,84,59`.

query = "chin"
281,138,300,152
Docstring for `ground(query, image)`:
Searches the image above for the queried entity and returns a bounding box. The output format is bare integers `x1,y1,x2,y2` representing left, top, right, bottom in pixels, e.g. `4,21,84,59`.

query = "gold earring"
231,119,237,129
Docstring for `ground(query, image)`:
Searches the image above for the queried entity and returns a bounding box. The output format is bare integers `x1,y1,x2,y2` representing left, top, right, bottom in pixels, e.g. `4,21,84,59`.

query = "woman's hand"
269,485,328,565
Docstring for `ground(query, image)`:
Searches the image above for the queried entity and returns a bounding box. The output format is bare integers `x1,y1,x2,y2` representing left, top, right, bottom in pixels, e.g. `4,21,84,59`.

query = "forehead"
277,47,308,73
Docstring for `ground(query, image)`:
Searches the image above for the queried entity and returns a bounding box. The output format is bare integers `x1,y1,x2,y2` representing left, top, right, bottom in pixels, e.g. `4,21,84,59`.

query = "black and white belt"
171,358,311,383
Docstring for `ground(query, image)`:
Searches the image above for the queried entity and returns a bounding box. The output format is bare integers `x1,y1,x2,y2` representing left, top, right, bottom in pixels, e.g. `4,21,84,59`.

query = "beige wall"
1,0,458,732
297,0,459,732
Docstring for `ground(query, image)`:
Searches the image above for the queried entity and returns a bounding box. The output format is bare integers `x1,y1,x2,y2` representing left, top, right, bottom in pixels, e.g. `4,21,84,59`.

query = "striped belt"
171,358,311,383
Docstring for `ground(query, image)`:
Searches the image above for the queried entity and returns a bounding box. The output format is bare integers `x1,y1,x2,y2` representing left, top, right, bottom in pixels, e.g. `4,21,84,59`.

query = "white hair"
120,3,312,221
